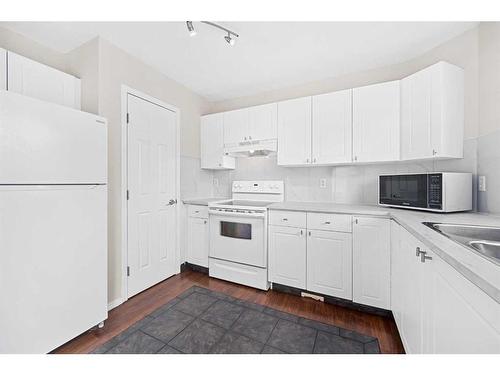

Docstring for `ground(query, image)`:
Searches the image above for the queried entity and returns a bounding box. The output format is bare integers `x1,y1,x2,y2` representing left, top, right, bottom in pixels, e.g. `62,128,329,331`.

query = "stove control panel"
232,180,284,194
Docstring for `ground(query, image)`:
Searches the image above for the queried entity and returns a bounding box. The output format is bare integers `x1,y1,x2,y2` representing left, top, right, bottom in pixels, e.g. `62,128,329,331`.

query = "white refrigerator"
0,90,108,353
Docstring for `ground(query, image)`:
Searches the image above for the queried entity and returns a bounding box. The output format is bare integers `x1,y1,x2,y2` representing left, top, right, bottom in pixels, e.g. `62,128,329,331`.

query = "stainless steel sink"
422,222,500,265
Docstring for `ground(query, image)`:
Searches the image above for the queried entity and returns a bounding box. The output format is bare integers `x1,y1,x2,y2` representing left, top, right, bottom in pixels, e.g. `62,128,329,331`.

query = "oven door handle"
208,209,266,219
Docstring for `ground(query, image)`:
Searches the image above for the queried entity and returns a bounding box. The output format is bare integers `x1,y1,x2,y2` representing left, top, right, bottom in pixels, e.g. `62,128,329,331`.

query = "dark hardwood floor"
54,270,405,354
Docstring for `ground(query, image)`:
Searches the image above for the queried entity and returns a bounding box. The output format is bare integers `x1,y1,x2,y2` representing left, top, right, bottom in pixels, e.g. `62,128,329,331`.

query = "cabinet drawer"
269,210,306,228
307,213,352,232
187,205,208,219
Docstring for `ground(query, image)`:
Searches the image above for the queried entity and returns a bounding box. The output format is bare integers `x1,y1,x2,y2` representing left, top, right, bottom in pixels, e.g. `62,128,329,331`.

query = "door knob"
167,199,177,206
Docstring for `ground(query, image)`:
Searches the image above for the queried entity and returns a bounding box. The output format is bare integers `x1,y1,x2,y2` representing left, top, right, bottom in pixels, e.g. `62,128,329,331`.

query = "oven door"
209,210,267,268
379,174,428,208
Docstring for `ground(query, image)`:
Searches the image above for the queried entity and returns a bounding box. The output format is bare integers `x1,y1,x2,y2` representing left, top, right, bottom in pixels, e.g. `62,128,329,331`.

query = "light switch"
479,175,486,192
320,178,327,188
213,178,219,187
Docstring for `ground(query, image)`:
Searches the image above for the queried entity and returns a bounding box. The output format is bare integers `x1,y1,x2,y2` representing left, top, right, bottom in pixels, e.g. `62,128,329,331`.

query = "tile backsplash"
183,135,500,214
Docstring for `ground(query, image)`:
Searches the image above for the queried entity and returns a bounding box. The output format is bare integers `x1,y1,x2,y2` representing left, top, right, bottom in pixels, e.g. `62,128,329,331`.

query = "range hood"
224,139,277,158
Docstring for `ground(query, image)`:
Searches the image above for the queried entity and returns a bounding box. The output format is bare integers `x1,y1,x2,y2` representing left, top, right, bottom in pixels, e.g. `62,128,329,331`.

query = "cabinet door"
390,220,404,330
423,249,500,354
277,97,312,166
7,51,81,109
352,81,400,163
200,113,235,170
352,217,391,309
269,225,306,289
223,108,248,145
248,103,277,141
187,217,209,267
0,48,6,90
307,229,352,300
399,229,425,354
312,89,352,164
401,68,433,160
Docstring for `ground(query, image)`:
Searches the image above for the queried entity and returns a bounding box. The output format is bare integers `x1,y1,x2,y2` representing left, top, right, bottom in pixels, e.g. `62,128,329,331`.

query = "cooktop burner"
213,200,274,208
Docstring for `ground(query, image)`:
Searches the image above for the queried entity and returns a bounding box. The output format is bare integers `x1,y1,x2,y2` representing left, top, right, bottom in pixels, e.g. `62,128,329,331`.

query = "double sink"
423,222,500,266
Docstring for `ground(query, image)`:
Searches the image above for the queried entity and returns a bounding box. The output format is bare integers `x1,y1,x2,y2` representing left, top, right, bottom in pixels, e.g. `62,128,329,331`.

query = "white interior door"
127,93,178,298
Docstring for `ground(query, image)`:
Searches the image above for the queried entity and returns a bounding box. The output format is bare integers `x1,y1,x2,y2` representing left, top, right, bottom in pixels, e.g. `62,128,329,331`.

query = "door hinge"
126,113,130,124
127,266,130,277
126,190,130,200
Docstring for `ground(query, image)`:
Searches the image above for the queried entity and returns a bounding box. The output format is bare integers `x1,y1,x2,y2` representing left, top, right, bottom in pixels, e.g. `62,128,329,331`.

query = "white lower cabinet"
393,223,500,354
352,216,391,309
268,225,306,289
306,229,352,300
186,206,209,267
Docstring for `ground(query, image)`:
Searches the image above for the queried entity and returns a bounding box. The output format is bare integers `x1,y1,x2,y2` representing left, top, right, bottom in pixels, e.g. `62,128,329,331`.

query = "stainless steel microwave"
379,172,472,213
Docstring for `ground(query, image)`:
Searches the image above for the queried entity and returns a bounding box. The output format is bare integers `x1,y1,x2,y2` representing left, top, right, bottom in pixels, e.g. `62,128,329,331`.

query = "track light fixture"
186,21,239,46
186,21,196,37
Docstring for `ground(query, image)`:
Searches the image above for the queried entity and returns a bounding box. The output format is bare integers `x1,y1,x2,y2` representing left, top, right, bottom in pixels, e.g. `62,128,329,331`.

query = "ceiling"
0,22,477,102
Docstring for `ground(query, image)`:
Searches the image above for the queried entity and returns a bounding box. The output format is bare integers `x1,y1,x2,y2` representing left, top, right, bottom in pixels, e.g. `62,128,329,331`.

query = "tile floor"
92,286,380,354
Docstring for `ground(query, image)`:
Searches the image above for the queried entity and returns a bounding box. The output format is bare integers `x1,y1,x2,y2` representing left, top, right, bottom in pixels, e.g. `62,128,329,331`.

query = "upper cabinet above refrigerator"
401,61,464,160
6,51,81,110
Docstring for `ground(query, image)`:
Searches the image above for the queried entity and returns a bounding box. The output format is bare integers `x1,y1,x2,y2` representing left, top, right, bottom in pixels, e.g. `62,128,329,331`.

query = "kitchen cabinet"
7,51,81,109
423,246,500,353
186,205,209,267
392,223,500,354
200,113,235,170
352,81,400,163
307,229,352,300
401,61,464,160
268,225,307,289
248,103,277,141
352,216,391,309
277,97,312,166
0,48,6,90
312,89,352,164
223,103,277,146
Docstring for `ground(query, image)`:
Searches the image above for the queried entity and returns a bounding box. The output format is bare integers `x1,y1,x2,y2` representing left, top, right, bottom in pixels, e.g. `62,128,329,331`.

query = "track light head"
224,33,236,46
186,21,196,37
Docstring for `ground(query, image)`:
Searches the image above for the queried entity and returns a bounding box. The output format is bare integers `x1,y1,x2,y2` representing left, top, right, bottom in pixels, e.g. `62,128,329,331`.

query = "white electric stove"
208,180,284,290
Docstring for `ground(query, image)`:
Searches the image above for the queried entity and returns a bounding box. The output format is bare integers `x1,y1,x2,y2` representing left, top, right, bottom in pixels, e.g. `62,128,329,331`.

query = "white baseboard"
108,297,124,311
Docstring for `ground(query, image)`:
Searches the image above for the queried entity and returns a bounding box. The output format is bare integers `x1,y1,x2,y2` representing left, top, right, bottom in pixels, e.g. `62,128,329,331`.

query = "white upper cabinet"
200,113,235,170
277,96,312,166
0,49,6,90
248,103,277,141
307,229,352,300
7,51,81,109
312,89,352,164
223,103,277,146
401,61,464,160
352,216,391,310
223,108,249,145
352,80,400,163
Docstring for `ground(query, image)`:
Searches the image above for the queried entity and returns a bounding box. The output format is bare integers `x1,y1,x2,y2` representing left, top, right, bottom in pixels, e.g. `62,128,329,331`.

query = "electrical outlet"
479,175,486,192
213,178,219,187
319,178,327,188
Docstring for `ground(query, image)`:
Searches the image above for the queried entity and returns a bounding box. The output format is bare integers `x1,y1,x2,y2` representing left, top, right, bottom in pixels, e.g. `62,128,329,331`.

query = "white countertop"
182,197,228,206
269,201,500,303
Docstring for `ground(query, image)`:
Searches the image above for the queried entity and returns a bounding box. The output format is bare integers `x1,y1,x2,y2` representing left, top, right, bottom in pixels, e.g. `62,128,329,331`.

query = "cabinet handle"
432,149,437,156
306,158,310,163
282,218,288,221
324,221,331,225
300,230,303,236
354,156,358,161
416,247,424,257
244,136,247,141
420,252,432,263
249,135,252,140
354,218,358,224
313,158,317,163
308,231,311,236
204,220,207,224
194,210,199,214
